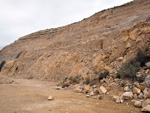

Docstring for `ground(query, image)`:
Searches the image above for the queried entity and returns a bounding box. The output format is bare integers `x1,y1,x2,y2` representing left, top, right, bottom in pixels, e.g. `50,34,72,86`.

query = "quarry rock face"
0,0,150,81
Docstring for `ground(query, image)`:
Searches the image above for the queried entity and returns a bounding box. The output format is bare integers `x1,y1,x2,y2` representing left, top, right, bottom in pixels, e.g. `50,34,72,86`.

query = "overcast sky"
0,0,132,50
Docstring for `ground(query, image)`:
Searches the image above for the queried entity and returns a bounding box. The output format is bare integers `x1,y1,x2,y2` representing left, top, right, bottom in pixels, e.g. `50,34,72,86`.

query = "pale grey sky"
0,0,132,50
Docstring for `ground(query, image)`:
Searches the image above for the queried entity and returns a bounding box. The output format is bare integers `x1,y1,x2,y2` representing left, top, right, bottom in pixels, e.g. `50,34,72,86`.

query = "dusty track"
0,76,141,113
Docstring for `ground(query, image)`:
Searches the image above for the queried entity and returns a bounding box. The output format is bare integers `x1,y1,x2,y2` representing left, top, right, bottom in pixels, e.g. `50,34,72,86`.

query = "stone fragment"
126,43,131,48
84,85,90,90
137,85,145,90
133,87,141,94
92,85,97,88
104,66,112,71
133,94,138,99
121,92,133,100
48,96,54,100
100,86,107,94
90,91,95,96
143,88,150,99
138,93,144,99
74,86,83,93
54,87,62,90
141,105,150,112
136,72,142,78
145,69,150,74
142,99,150,107
145,75,150,88
134,101,142,108
146,62,150,67
124,86,130,92
117,57,124,61
86,95,90,98
113,96,123,103
103,78,109,84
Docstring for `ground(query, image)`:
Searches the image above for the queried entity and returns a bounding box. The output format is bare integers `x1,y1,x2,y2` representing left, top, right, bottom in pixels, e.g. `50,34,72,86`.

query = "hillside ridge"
0,0,150,81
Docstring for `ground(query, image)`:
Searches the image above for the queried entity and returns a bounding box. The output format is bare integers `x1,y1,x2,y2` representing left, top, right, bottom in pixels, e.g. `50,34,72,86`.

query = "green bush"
85,77,90,85
117,47,150,80
117,62,140,80
69,75,80,84
98,95,103,100
121,82,126,87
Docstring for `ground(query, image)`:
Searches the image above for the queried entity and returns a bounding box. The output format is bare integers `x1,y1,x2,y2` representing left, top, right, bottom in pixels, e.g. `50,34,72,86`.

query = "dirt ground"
0,75,141,113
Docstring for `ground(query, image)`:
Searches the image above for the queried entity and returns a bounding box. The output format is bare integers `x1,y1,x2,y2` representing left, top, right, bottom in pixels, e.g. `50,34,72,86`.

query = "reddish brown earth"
0,75,141,113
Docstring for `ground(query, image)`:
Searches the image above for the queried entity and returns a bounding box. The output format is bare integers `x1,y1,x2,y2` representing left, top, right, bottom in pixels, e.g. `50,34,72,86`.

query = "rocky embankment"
58,61,150,112
0,0,150,112
0,0,150,82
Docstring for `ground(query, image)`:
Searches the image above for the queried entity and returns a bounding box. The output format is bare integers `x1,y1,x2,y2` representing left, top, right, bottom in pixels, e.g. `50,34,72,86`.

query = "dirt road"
0,75,141,113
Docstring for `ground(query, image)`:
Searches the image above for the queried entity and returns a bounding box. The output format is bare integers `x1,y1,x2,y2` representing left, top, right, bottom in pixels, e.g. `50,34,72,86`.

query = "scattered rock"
86,95,90,98
136,72,142,78
48,96,54,100
117,57,124,61
143,88,150,99
145,69,150,74
84,85,90,90
133,94,138,99
92,85,97,88
74,86,83,93
146,62,150,67
144,75,150,88
137,85,145,90
142,99,150,107
113,96,123,103
141,105,150,112
121,92,133,100
134,100,142,108
99,86,107,94
90,91,95,96
133,87,141,94
138,93,144,99
124,86,130,92
54,87,62,90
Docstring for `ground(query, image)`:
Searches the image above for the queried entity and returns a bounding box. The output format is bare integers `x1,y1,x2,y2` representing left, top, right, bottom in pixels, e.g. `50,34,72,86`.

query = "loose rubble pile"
57,61,150,112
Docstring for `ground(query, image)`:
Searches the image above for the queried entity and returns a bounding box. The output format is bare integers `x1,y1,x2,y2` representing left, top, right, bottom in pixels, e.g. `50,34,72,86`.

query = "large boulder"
121,92,133,100
141,105,150,112
134,100,142,108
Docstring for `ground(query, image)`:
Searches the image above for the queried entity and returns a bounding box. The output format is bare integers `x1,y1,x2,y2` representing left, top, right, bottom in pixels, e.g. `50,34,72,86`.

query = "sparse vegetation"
117,47,150,80
69,75,81,84
98,95,103,100
121,82,126,87
85,77,90,85
117,62,140,80
56,83,61,86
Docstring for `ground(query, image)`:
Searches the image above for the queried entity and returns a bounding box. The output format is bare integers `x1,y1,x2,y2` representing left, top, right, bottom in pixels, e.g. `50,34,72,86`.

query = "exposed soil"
0,75,141,113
